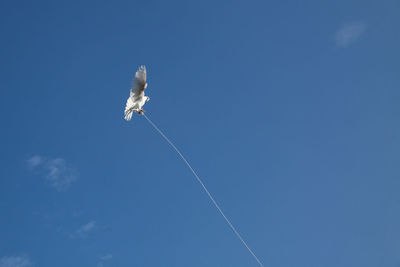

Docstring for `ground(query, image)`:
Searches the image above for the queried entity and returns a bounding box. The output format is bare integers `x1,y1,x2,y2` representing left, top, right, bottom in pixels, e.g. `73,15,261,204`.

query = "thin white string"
142,113,264,267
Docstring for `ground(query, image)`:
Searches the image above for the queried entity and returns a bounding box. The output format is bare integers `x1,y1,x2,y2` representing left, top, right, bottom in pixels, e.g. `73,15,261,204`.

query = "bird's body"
124,66,150,121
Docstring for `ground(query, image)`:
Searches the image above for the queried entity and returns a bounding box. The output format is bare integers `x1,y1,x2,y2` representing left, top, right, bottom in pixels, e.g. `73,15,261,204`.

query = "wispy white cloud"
27,155,77,191
334,21,367,47
97,253,113,267
70,220,96,239
0,255,32,267
44,158,77,191
99,254,112,261
27,155,42,168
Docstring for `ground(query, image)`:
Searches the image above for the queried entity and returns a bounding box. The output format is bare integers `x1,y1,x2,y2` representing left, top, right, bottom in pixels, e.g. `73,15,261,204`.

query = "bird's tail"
124,97,135,121
124,109,134,121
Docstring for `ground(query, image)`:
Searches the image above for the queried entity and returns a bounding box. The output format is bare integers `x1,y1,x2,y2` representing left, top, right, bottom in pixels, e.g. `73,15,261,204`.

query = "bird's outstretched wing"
131,65,147,96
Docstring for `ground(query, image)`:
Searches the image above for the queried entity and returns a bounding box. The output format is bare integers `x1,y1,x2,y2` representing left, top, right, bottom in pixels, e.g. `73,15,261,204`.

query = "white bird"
124,65,150,121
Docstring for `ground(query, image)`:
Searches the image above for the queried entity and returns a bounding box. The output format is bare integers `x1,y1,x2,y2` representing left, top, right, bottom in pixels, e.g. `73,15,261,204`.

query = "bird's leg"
146,96,150,102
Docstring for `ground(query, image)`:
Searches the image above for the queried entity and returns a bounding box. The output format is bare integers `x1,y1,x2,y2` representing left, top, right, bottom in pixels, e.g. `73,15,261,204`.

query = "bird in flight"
124,65,150,121
122,65,264,267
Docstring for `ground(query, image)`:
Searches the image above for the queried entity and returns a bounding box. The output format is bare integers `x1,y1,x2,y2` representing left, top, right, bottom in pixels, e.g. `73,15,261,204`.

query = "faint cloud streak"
27,155,77,191
70,220,96,239
0,255,32,267
97,253,113,267
27,155,42,168
334,21,367,47
99,254,112,261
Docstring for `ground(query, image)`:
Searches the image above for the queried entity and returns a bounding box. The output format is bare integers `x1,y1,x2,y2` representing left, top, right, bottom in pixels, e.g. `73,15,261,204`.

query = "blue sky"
0,0,399,266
